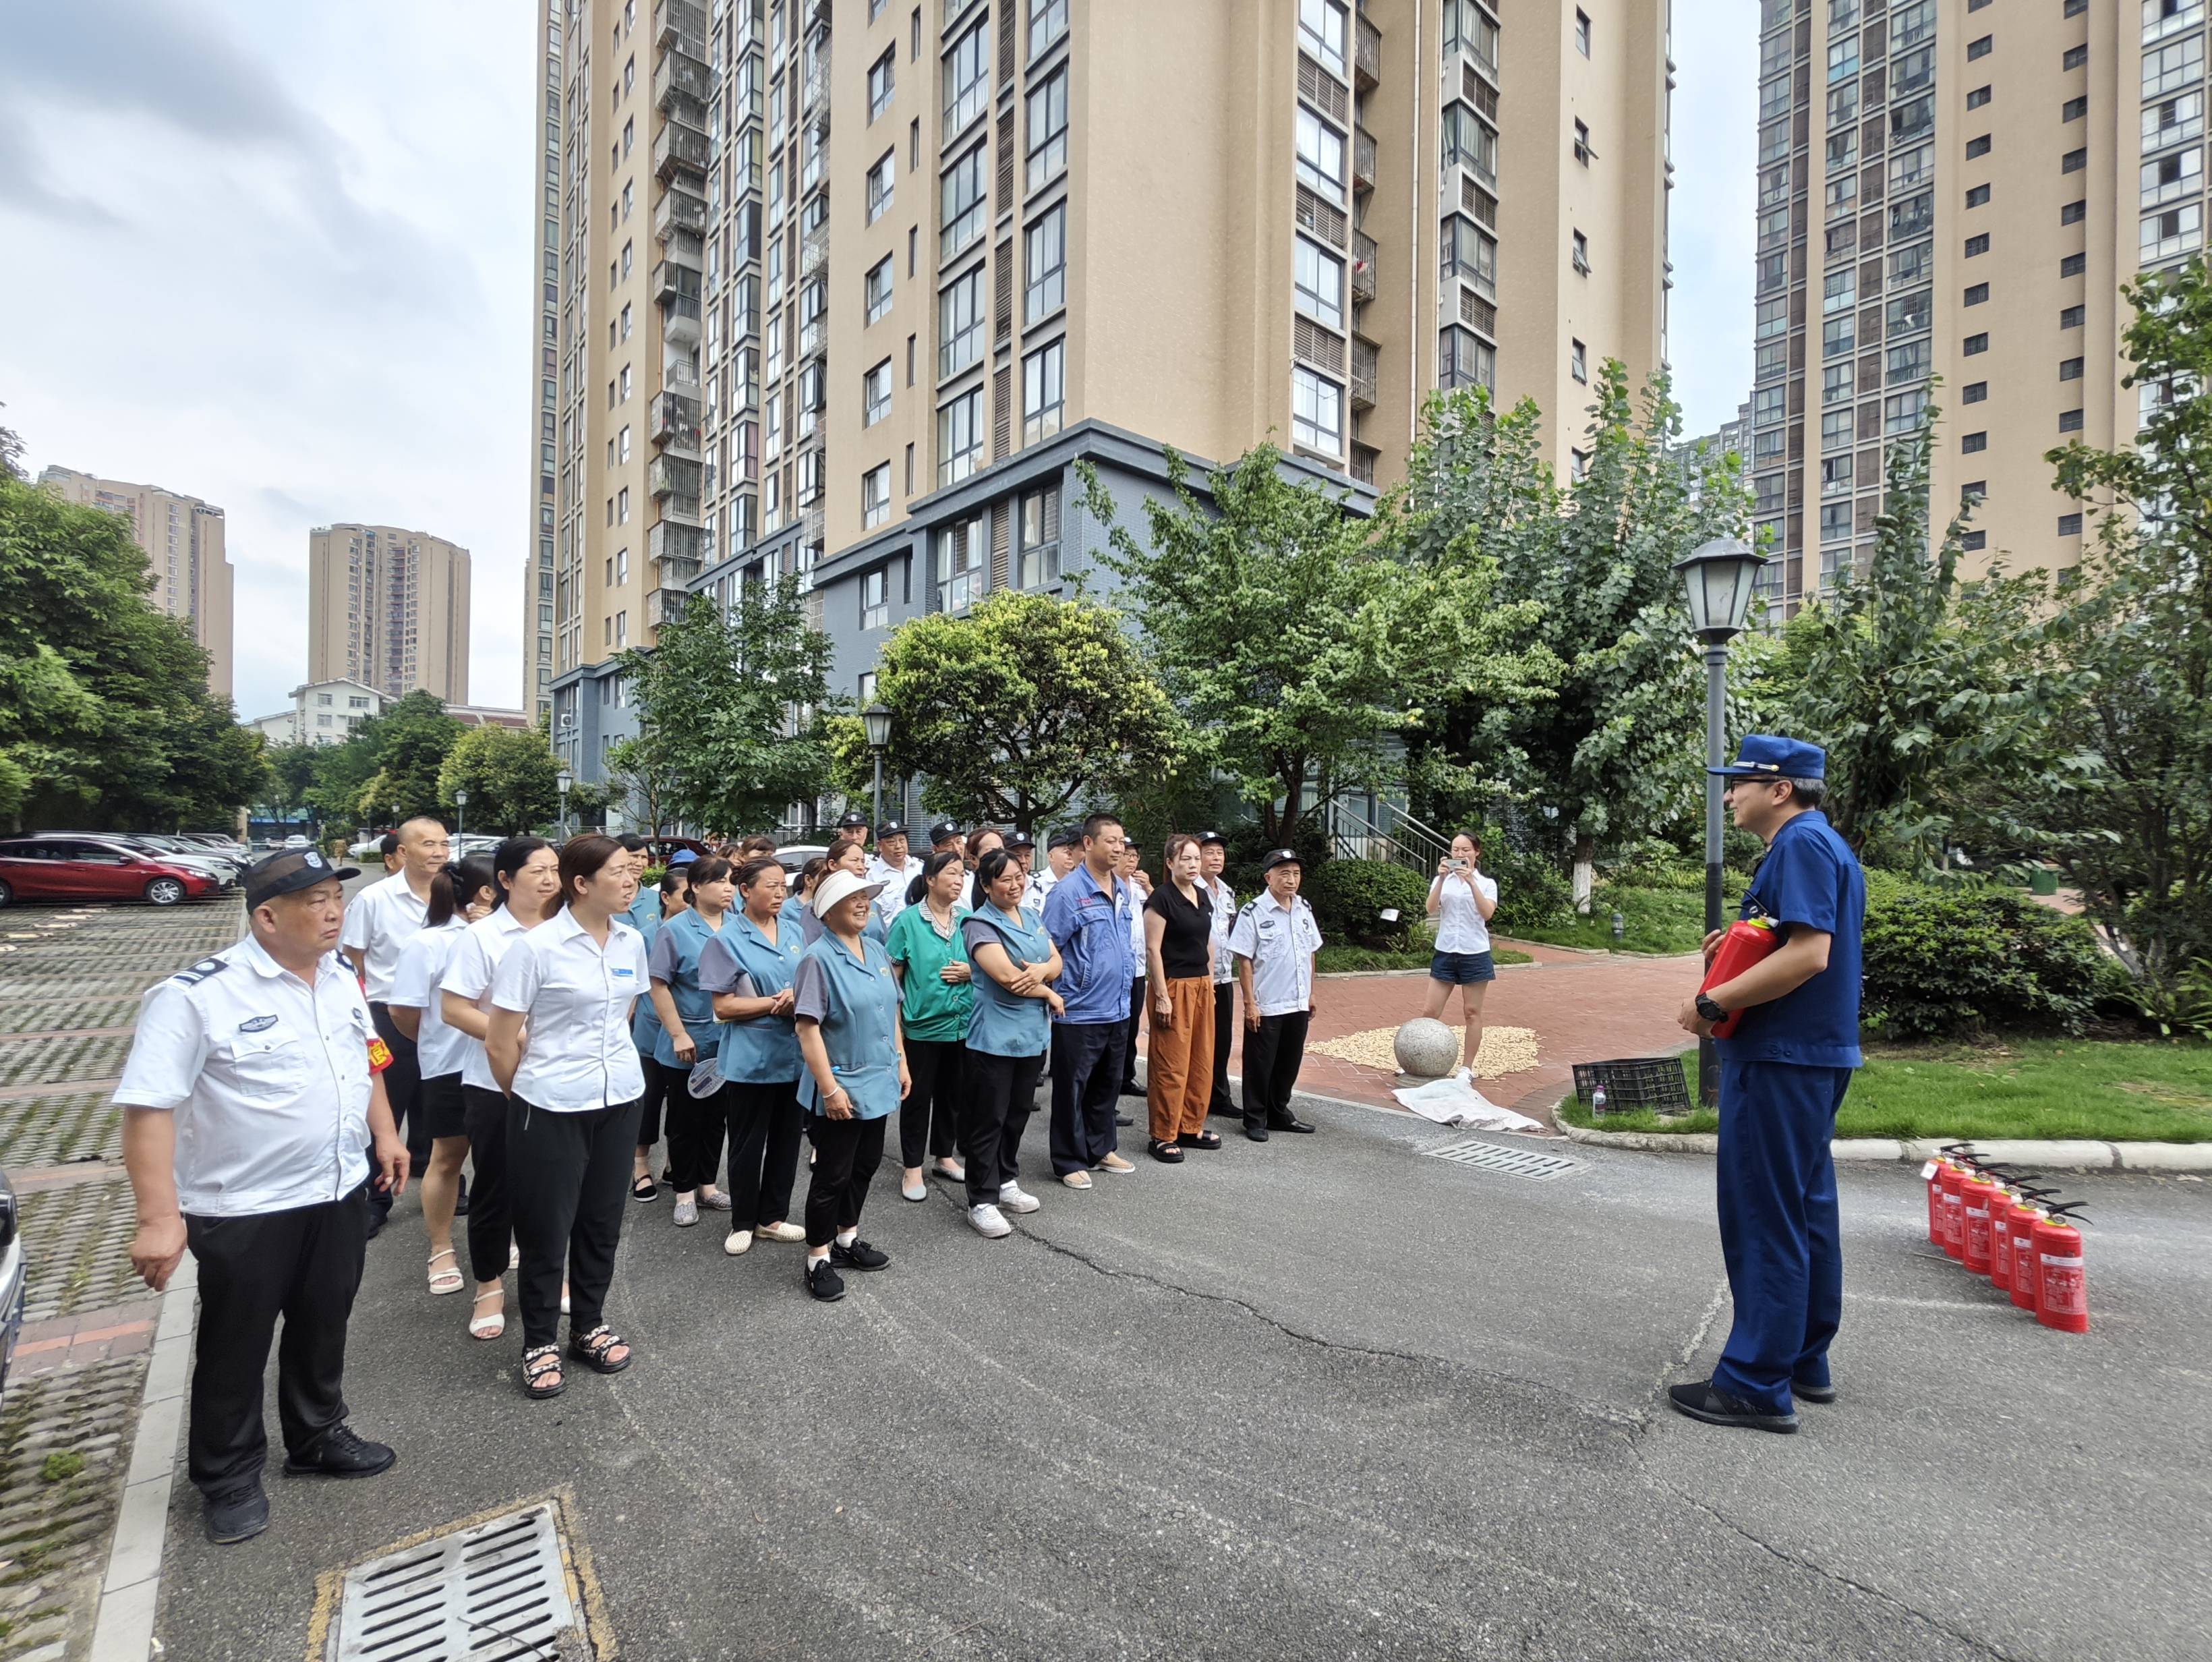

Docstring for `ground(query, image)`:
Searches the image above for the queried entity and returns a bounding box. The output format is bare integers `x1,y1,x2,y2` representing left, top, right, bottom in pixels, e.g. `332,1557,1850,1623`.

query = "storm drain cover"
332,1501,584,1661
1422,1137,1583,1180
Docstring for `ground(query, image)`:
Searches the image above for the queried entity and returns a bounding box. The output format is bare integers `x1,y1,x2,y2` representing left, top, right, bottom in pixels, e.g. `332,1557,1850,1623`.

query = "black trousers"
1242,1011,1312,1131
1049,1021,1126,1175
461,1084,514,1284
722,1079,805,1227
183,1184,369,1497
1209,981,1237,1116
962,1049,1043,1207
507,1096,642,1349
803,1114,886,1247
635,1050,676,1151
367,1005,424,1215
1122,977,1146,1092
664,1058,730,1193
900,1038,965,1168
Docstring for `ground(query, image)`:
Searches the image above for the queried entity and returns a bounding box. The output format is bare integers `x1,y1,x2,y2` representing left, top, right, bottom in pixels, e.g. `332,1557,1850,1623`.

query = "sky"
0,1,1753,725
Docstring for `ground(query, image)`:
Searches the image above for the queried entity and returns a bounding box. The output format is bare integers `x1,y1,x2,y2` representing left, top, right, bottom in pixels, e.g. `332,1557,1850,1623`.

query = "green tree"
347,692,461,825
2038,258,2212,997
614,577,838,836
259,742,322,826
600,734,682,836
438,724,563,834
827,590,1184,834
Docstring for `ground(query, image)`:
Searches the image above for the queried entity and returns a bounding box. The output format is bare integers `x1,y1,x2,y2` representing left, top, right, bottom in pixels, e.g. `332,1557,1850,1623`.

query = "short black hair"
1080,811,1123,842
378,832,400,858
616,833,651,854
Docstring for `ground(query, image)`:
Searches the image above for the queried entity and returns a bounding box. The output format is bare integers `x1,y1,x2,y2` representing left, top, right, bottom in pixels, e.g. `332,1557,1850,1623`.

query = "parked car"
0,1167,22,1407
0,837,224,907
773,842,832,876
130,834,246,879
177,832,251,859
283,834,312,850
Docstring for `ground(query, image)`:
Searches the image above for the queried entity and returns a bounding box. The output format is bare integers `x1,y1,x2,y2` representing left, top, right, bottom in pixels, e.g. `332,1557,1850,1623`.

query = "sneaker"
1666,1379,1799,1435
998,1182,1041,1214
756,1220,807,1243
968,1203,1013,1238
830,1238,891,1271
672,1197,699,1228
697,1190,734,1213
723,1229,754,1257
204,1481,269,1545
1097,1152,1135,1174
283,1424,397,1479
1061,1170,1093,1190
1792,1379,1838,1404
805,1256,845,1302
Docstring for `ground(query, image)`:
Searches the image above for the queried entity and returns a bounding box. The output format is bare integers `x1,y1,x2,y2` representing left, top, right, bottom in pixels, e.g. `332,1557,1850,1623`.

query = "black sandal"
521,1344,565,1400
631,1174,658,1201
1148,1138,1185,1164
568,1324,633,1375
1177,1130,1223,1150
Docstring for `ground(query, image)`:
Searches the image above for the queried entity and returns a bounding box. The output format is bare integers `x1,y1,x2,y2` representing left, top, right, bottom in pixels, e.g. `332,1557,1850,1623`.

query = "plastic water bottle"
1592,1083,1608,1116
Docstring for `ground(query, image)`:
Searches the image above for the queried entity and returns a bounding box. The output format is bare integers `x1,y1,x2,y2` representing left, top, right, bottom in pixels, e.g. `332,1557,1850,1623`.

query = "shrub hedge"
1861,870,2121,1039
1306,858,1434,949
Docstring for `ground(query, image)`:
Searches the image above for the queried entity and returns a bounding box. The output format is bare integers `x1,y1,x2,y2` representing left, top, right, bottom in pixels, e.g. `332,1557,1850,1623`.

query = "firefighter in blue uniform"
1672,735,1865,1435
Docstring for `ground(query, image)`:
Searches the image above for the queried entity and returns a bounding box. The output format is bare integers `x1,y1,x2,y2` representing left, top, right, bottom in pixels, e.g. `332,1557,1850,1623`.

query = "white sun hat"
811,867,887,919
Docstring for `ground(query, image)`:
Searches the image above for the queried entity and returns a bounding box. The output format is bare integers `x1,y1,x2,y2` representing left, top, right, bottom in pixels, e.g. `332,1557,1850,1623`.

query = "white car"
283,834,311,850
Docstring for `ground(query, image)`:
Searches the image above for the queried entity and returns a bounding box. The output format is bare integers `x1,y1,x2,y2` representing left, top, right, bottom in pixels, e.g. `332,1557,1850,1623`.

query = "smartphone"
1449,858,1469,871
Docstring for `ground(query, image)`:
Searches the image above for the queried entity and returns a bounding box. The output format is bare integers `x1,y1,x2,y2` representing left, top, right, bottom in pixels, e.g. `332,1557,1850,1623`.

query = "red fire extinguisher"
1989,1177,2049,1291
1697,916,1780,1039
1936,1161,1971,1260
1926,1143,1975,1245
2007,1195,2046,1310
2032,1203,2091,1334
1960,1172,2002,1276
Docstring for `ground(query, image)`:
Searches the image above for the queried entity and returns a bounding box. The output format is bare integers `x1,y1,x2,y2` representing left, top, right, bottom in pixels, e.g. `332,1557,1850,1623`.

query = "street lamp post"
1672,536,1768,1108
862,703,892,835
556,768,573,842
453,788,467,846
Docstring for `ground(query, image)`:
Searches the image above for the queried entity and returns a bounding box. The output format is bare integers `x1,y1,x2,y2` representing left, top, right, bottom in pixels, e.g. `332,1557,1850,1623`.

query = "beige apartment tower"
307,524,473,704
37,467,235,699
1750,0,2190,612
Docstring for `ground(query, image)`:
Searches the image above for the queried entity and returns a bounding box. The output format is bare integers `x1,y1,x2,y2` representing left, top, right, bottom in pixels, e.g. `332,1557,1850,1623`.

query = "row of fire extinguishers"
1924,1145,2090,1332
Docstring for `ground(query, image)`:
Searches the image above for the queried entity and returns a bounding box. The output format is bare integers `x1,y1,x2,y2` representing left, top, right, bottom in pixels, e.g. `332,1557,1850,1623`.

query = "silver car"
0,1169,24,1406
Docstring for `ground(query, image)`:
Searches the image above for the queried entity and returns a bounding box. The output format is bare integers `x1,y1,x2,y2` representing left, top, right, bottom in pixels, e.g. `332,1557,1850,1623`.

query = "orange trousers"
1145,976,1216,1144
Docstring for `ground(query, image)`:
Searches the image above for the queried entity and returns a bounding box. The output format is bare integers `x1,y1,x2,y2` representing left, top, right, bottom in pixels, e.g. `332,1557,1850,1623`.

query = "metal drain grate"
332,1501,583,1661
1422,1137,1583,1180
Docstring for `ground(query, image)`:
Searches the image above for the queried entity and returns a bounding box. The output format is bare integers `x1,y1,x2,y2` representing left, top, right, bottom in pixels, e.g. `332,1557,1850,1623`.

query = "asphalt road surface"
151,1066,2210,1662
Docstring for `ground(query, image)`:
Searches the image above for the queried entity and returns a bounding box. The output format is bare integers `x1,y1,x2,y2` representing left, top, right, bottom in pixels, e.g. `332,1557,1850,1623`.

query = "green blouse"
884,898,974,1042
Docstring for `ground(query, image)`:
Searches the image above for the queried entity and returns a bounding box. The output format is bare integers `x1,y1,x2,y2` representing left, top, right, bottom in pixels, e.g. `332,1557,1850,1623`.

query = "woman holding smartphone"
1422,830,1501,1081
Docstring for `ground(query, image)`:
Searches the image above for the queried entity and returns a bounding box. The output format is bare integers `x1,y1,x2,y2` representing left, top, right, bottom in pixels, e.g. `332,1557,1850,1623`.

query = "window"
937,517,985,610
1965,233,1989,258
865,254,894,324
1964,282,1989,306
618,425,631,463
1018,486,1061,588
2064,97,2088,123
2145,92,2205,151
1962,430,1988,453
1961,531,1988,552
2060,409,2086,432
864,359,893,426
2061,304,2086,328
1962,381,1988,404
862,567,890,630
1574,119,1593,165
1821,409,1854,450
1026,68,1068,192
1828,36,1858,82
1022,339,1064,443
1569,449,1590,484
2062,148,2087,173
1297,107,1347,194
1886,339,1931,386
1823,314,1855,358
2146,36,2205,101
616,549,629,585
1822,362,1855,405
1300,0,1348,77
617,487,629,523
2064,42,2087,70
1294,234,1345,328
868,47,895,121
2145,202,2205,260
1291,366,1343,451
2059,513,2083,537
1967,183,1991,208
2144,147,2204,208
1966,135,1991,159
1886,388,1929,434
938,388,983,484
1888,289,1932,335
1571,229,1590,273
1574,8,1592,55
941,144,987,258
943,22,988,140
939,265,985,378
1755,384,1786,426
1967,34,1992,60
2062,199,2087,225
1967,86,1991,110
1824,268,1856,314
1961,481,1987,502
1029,0,1068,60
1570,339,1588,382
1026,203,1066,323
2061,252,2086,277
1440,213,1497,286
1757,295,1790,339
867,149,895,223
1826,174,1857,221
1826,129,1858,171
1828,81,1858,127
1964,331,1989,355
862,464,891,529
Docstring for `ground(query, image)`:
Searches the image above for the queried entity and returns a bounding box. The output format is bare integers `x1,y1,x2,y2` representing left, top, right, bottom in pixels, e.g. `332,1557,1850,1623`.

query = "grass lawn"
1554,1039,2212,1143
1507,885,1735,957
1316,944,1533,974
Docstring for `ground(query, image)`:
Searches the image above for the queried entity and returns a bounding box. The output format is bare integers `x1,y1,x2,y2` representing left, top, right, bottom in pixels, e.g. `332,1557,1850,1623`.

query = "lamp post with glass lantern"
1672,536,1768,1106
453,788,467,847
556,768,573,843
862,703,892,835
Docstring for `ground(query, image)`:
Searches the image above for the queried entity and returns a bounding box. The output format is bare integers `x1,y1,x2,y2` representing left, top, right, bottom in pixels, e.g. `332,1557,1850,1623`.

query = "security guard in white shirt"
1196,832,1240,1120
340,813,449,1230
117,850,411,1546
865,818,926,928
1227,849,1324,1141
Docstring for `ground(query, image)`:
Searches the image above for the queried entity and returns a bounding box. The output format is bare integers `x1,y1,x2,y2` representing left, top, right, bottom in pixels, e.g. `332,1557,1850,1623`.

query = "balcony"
645,586,694,628
804,55,831,116
653,185,707,238
648,520,703,571
799,316,826,360
1355,17,1380,90
1351,232,1376,303
662,227,704,271
800,220,830,279
1354,128,1376,193
649,389,701,453
649,453,703,500
653,119,709,181
661,289,702,341
653,50,711,111
653,0,707,56
1351,337,1378,409
651,258,701,306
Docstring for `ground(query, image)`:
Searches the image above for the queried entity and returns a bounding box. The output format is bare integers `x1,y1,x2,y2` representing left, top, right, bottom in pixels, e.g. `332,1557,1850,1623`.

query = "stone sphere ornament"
1393,1017,1461,1079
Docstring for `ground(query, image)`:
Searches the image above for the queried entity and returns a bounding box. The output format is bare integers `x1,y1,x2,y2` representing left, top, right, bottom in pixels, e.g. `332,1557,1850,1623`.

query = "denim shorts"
1428,949,1496,985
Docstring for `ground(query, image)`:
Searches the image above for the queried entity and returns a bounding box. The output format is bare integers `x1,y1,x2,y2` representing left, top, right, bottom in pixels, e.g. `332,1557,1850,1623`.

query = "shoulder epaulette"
169,955,231,987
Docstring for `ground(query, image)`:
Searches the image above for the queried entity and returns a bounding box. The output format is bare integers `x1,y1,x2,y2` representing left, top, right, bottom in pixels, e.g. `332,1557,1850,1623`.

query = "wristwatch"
1695,993,1728,1024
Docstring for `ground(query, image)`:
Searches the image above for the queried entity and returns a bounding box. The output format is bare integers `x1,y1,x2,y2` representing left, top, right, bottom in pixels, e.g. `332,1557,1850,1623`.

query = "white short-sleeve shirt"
867,855,925,926
1203,877,1238,985
440,906,538,1093
387,916,473,1080
113,936,376,1217
490,909,649,1112
1227,892,1325,1018
1431,869,1498,956
339,871,431,1001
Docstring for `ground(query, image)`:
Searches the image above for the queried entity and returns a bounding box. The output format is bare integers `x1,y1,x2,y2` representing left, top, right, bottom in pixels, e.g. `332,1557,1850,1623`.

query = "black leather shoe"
1244,1124,1270,1142
805,1257,846,1302
204,1481,269,1545
1115,1113,1134,1127
1668,1380,1798,1434
830,1238,890,1271
284,1424,397,1478
1269,1115,1316,1134
363,1207,386,1241
1793,1379,1838,1404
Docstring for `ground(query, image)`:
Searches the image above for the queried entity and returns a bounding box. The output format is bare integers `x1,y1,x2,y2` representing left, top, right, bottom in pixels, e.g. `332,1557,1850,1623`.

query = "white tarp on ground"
1392,1073,1545,1132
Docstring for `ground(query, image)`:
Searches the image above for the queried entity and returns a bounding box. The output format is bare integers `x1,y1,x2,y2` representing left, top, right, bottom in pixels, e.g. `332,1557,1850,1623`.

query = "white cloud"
1668,0,1757,440
0,0,533,720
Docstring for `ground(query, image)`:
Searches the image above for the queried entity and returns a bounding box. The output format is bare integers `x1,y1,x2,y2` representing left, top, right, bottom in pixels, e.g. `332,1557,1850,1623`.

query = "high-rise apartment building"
307,524,473,703
1751,0,2187,612
540,0,1675,798
523,4,569,725
37,467,235,700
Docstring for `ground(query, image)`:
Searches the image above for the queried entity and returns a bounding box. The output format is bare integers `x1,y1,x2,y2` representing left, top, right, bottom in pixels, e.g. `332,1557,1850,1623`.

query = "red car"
0,837,223,909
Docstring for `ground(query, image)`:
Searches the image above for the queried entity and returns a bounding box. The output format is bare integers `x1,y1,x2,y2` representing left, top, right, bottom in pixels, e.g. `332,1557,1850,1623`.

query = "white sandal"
468,1286,506,1340
428,1248,465,1296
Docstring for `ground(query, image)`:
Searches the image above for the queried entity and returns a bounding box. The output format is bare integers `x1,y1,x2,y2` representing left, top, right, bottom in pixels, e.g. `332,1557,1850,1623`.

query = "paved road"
152,1076,2211,1660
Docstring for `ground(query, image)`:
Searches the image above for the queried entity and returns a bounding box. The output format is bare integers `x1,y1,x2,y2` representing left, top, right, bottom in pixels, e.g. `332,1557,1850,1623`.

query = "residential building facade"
306,524,473,703
1751,0,2180,611
37,467,235,700
245,681,528,748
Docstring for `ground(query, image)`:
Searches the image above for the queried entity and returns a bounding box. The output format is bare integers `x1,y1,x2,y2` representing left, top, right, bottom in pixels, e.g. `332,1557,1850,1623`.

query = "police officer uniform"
1196,832,1239,1119
865,818,927,928
834,809,871,849
341,864,433,1224
113,850,399,1543
1672,736,1865,1433
1024,828,1076,916
1228,850,1324,1140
